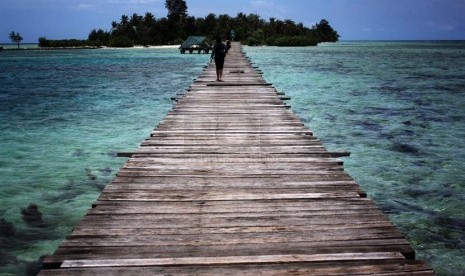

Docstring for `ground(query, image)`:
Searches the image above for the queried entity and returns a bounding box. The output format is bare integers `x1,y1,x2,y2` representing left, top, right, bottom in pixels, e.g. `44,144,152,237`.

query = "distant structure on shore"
179,36,211,54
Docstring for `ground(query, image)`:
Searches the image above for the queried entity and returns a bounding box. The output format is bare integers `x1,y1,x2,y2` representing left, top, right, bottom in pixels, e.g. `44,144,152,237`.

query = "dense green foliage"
94,12,339,47
38,37,90,48
165,0,188,22
38,0,339,48
271,36,320,47
108,36,134,48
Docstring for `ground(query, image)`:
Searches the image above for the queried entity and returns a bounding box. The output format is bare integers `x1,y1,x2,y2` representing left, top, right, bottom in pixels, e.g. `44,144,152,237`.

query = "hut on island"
179,36,211,54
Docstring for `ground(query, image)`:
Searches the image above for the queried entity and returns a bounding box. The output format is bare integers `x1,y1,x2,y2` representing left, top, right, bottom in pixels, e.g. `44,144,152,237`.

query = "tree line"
38,0,339,48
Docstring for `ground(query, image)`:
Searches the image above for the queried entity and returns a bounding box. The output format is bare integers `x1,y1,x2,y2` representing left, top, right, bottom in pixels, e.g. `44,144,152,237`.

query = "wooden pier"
39,42,433,275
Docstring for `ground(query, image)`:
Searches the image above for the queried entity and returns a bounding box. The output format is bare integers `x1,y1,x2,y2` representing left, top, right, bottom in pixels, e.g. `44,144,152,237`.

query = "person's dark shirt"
212,43,227,60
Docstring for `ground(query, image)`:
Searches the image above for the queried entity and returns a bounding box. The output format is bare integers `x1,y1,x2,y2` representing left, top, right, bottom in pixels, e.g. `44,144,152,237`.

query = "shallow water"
0,48,207,274
245,41,465,275
1,42,464,275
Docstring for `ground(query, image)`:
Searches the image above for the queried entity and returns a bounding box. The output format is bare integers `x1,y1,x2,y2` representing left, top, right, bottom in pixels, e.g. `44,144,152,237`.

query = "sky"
1,0,465,43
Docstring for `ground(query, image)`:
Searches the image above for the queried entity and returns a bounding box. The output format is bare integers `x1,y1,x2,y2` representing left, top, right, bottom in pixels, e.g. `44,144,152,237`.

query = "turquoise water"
0,44,39,50
246,41,465,275
0,48,207,275
1,42,464,275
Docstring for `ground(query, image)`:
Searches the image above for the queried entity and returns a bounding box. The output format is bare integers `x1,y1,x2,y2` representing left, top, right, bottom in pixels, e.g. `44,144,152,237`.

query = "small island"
38,0,339,48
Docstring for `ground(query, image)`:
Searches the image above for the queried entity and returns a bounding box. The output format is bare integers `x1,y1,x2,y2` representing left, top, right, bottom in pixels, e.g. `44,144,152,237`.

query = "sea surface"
0,44,39,50
1,41,464,275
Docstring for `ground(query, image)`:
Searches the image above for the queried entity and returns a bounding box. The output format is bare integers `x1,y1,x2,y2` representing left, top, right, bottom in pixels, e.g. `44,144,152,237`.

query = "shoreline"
0,45,180,51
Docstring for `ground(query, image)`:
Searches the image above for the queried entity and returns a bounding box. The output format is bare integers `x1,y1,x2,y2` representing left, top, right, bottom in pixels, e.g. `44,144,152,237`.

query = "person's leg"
218,58,225,81
215,58,225,81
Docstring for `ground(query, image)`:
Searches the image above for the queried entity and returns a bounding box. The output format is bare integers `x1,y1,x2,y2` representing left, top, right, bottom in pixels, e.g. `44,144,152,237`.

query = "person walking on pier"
211,37,227,81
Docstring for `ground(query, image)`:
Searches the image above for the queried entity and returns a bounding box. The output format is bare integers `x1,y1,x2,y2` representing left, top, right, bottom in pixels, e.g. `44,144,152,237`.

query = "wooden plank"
43,239,415,264
39,41,432,275
40,261,435,276
95,192,361,202
61,252,405,268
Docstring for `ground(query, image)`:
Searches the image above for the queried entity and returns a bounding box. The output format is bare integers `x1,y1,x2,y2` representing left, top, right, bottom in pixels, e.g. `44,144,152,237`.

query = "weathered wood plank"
61,252,405,268
39,41,432,275
40,261,435,276
95,192,362,202
43,239,415,264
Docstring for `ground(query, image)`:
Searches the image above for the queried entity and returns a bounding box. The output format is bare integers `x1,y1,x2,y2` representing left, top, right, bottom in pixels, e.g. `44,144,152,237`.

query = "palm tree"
121,15,129,28
165,0,188,22
144,12,155,28
9,31,23,49
111,21,119,31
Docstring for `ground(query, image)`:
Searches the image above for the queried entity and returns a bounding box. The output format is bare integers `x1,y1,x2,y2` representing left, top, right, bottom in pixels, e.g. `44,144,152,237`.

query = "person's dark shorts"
215,57,225,70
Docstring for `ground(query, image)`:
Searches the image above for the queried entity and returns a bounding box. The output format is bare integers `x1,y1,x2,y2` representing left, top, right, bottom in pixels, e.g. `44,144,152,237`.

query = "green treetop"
9,31,23,49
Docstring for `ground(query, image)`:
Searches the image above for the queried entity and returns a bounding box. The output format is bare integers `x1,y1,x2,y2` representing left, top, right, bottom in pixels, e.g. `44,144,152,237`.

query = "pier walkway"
39,42,433,275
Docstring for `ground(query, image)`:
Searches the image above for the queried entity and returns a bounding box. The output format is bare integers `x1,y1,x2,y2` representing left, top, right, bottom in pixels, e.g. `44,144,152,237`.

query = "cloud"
251,0,277,8
426,21,455,31
105,0,161,5
250,0,288,19
73,3,97,10
361,27,373,33
71,0,162,13
129,0,161,4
